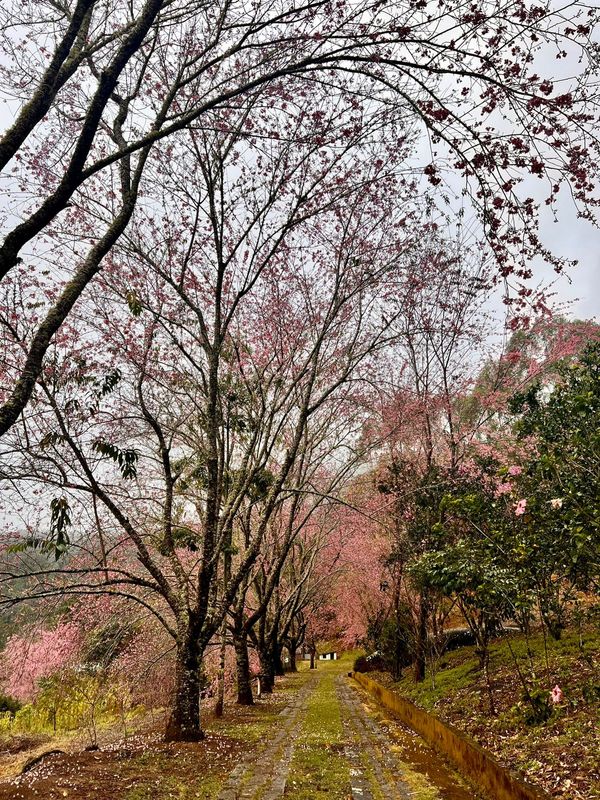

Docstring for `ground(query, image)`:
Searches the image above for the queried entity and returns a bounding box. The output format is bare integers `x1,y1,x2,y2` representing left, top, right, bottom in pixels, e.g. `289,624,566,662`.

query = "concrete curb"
351,671,552,800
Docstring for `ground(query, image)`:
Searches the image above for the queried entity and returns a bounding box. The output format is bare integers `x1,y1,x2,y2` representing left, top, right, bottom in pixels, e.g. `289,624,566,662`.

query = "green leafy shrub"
364,605,413,678
0,693,21,715
2,669,131,737
516,687,553,726
12,703,37,732
353,653,386,673
0,712,13,733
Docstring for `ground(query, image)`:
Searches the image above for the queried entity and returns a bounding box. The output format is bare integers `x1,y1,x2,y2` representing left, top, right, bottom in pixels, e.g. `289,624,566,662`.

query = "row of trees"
3,303,597,738
1,81,406,739
1,0,600,742
358,310,599,707
1,0,600,434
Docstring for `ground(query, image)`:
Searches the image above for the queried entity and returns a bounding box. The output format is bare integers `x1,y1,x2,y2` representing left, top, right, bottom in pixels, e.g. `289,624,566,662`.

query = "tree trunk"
258,651,274,693
287,642,297,672
309,648,317,670
393,631,403,682
234,630,254,705
165,642,203,742
483,649,495,715
543,614,564,641
214,626,227,718
413,594,427,683
274,644,285,677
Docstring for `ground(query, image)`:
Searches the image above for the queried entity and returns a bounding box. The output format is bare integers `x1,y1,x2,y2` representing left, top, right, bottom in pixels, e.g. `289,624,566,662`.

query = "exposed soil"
0,735,51,757
0,732,246,800
0,688,293,800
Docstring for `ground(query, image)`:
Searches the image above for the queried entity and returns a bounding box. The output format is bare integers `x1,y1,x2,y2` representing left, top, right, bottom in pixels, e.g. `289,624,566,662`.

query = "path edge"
351,671,552,800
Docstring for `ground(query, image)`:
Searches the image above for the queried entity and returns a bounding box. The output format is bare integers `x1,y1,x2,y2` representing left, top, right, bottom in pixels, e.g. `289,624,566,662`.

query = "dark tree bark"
214,627,227,718
413,593,428,683
165,640,203,742
274,644,285,677
0,0,95,172
258,649,275,694
234,629,254,706
286,641,298,672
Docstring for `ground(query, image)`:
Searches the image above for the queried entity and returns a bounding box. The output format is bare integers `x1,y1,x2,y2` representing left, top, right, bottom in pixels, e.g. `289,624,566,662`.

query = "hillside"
370,627,600,800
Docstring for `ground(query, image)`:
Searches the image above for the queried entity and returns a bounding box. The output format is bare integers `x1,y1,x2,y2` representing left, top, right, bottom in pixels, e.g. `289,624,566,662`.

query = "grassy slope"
374,627,599,800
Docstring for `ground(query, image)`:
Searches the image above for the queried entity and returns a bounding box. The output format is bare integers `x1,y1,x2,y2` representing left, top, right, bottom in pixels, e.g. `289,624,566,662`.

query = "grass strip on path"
285,667,351,800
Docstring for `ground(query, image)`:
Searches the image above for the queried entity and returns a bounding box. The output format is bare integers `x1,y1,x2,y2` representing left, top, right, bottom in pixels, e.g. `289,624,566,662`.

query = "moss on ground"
213,707,282,744
124,771,222,800
396,767,442,800
359,751,442,800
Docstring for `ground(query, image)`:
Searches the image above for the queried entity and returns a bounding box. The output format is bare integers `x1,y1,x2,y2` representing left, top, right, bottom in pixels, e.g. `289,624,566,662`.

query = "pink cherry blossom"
1,621,82,702
514,498,527,516
550,685,563,704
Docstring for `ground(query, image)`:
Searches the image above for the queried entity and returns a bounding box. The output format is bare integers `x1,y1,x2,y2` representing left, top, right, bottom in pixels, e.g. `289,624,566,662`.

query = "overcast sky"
2,107,598,323
519,26,600,323
537,202,600,321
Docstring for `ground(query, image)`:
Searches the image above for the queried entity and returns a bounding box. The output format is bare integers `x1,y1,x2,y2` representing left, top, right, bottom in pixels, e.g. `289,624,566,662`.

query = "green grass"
120,752,224,800
394,658,477,710
395,767,442,800
212,668,313,745
286,668,351,799
124,774,222,800
214,708,281,744
357,756,442,800
391,627,600,713
359,759,386,800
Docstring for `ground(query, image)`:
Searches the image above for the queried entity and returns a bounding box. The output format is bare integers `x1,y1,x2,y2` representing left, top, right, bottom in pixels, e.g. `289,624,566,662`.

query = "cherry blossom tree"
0,618,82,702
231,420,364,701
368,306,600,685
367,237,502,678
325,478,391,650
0,94,418,739
2,0,600,433
248,501,340,693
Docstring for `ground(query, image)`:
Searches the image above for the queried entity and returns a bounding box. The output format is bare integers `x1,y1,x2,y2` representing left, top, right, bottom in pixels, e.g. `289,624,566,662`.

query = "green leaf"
92,439,138,479
126,291,143,316
7,496,72,560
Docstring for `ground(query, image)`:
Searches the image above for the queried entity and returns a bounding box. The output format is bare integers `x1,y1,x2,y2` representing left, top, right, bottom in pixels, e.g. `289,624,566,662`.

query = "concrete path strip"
218,664,475,800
